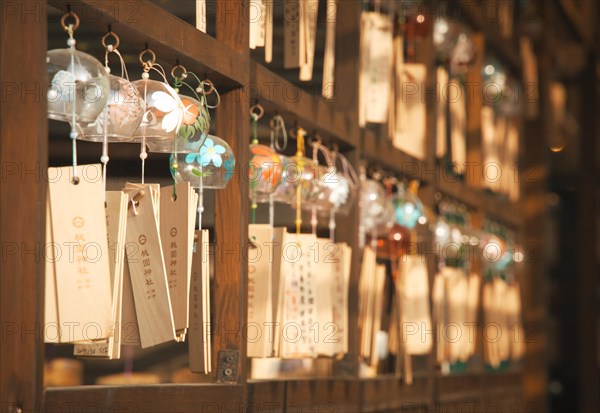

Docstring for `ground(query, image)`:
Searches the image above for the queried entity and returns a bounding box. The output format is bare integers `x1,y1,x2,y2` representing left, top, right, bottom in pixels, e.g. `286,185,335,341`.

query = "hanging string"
329,149,360,241
100,30,126,194
295,128,306,235
311,140,319,235
270,114,288,152
358,163,367,249
101,107,109,192
268,115,287,228
249,104,264,225
198,164,204,231
137,49,170,184
309,137,333,235
64,15,79,183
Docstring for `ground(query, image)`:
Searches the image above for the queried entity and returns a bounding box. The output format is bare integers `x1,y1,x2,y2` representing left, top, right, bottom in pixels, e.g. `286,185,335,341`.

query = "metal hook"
139,48,156,68
101,30,120,51
250,103,265,120
60,11,80,32
171,63,188,80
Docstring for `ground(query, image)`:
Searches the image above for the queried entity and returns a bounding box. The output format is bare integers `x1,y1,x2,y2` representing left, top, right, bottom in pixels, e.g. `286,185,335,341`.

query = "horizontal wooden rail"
250,61,359,149
50,0,249,89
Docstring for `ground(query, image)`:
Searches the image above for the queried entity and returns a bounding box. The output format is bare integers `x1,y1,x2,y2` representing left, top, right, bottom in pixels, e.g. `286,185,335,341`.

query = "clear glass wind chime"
167,64,232,232
47,11,110,182
78,29,144,191
248,104,284,225
131,48,184,183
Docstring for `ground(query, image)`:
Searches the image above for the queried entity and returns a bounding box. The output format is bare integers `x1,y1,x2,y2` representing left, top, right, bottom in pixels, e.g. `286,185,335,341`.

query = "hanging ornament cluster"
44,13,238,373
246,110,361,241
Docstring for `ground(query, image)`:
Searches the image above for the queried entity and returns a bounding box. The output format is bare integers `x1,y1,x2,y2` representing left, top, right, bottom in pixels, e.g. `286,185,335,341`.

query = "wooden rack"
1,0,552,412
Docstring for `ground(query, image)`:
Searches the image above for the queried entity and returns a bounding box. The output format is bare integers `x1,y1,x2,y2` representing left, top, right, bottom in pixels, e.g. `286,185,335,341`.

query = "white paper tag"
393,63,427,160
196,0,206,33
74,191,129,358
189,230,211,373
248,225,275,357
124,184,176,348
322,0,337,98
359,12,393,126
299,0,319,81
284,0,301,68
47,164,113,343
398,255,432,355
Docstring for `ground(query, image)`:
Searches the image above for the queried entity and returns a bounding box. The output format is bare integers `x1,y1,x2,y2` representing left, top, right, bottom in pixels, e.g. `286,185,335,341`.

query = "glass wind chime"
47,11,110,181
76,29,144,189
248,104,284,225
168,65,234,231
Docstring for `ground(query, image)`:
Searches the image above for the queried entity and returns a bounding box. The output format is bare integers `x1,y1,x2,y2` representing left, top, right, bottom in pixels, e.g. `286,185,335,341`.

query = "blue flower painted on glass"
199,137,226,167
184,137,226,168
224,158,235,182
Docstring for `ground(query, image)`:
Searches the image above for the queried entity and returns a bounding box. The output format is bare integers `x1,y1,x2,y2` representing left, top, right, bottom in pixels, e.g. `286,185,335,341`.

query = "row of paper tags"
44,165,211,372
359,247,524,369
248,225,352,359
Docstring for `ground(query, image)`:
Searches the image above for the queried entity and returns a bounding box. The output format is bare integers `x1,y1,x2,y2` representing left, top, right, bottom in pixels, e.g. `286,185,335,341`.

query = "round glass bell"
47,49,110,123
434,217,451,245
376,193,396,235
272,155,319,205
147,94,211,153
385,223,412,257
132,79,184,142
330,172,357,214
303,167,355,214
359,179,387,232
392,182,424,229
77,74,144,142
172,135,235,189
249,144,283,203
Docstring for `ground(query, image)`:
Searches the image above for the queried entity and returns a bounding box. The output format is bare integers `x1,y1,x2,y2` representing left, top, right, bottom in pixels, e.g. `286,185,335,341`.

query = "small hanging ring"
250,104,265,120
369,164,383,181
309,133,323,147
101,31,120,51
171,64,187,80
139,48,157,67
201,79,215,95
269,115,283,131
288,127,298,139
60,11,80,32
204,84,221,108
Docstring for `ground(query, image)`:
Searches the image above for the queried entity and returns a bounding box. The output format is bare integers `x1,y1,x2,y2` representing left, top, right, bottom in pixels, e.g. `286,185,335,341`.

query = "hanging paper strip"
250,0,266,49
359,12,393,126
299,0,319,81
74,191,129,359
196,0,206,33
393,63,427,160
284,0,301,68
322,0,336,98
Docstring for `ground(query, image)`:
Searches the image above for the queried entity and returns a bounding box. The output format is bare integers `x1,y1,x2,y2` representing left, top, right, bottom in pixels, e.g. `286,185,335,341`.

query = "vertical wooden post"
213,0,250,386
0,0,48,411
576,44,599,413
520,16,549,413
465,33,485,189
416,18,440,409
332,0,362,377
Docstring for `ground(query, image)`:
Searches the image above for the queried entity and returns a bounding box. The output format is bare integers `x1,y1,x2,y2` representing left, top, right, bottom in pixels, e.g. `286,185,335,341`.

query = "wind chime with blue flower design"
168,64,234,231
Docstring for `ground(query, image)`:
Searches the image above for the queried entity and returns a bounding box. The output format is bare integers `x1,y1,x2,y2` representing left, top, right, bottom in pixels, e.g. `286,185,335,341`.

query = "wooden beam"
558,0,594,49
0,1,48,412
50,0,249,88
213,0,250,387
250,61,359,149
45,384,243,412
